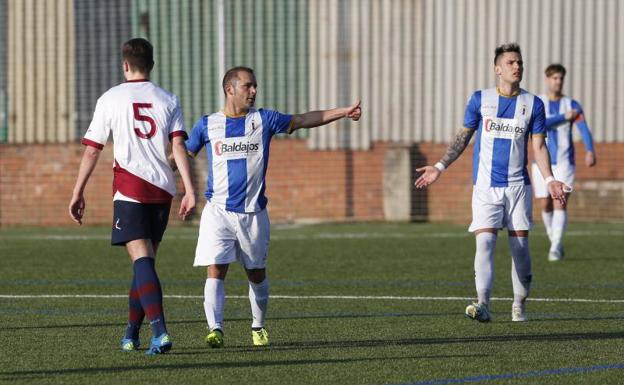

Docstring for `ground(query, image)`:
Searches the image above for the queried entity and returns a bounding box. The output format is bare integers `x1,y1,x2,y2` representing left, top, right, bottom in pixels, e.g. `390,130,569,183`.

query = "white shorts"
469,185,533,232
193,200,270,269
531,163,575,199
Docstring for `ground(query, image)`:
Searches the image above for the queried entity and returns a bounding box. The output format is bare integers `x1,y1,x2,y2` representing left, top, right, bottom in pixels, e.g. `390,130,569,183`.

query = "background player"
532,64,597,262
185,66,361,347
69,38,196,355
415,43,566,322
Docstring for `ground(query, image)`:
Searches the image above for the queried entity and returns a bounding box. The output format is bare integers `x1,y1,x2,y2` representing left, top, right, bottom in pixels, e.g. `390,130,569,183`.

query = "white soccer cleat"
511,304,527,322
465,302,491,323
548,249,563,262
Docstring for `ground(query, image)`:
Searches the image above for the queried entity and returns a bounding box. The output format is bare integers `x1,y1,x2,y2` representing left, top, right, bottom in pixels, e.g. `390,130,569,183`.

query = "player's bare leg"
126,239,155,261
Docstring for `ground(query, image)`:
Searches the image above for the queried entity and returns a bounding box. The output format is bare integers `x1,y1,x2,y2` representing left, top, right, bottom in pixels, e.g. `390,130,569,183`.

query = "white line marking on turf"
2,294,624,303
2,229,623,241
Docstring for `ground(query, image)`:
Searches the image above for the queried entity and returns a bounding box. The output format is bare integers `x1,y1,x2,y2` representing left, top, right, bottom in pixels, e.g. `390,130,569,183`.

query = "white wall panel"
308,0,623,149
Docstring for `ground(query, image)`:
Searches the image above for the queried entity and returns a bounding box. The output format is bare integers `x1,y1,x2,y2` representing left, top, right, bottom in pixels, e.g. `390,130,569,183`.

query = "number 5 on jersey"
133,103,157,139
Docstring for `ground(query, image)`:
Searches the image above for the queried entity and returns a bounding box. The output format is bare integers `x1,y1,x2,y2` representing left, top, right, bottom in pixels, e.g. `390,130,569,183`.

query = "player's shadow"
1,312,456,331
0,352,484,379
241,330,624,352
527,314,624,322
410,143,429,221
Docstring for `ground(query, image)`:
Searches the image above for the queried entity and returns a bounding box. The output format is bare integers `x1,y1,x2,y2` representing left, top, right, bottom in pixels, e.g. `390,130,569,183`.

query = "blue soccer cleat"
145,333,172,355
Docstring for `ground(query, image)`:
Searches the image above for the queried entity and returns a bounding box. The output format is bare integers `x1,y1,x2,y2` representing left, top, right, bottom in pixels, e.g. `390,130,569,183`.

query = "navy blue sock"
133,257,167,337
124,273,144,340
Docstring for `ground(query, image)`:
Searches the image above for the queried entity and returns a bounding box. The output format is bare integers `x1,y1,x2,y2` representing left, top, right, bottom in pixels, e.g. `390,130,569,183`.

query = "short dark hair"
494,43,522,64
122,38,154,73
222,66,255,95
545,63,567,77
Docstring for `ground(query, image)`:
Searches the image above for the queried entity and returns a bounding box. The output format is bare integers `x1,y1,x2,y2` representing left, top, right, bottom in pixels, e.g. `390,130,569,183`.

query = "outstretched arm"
414,127,474,189
288,100,361,134
69,146,102,225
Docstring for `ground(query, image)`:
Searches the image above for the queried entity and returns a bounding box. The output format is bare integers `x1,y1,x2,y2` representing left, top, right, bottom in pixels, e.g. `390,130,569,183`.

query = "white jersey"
464,88,546,188
82,80,187,203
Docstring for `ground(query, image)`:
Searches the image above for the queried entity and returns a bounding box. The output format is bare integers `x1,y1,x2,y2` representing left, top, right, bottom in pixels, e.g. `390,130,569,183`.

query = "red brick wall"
0,141,621,226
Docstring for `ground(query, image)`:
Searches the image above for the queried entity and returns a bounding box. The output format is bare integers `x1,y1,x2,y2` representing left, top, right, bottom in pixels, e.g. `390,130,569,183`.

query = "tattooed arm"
414,127,475,189
438,128,475,169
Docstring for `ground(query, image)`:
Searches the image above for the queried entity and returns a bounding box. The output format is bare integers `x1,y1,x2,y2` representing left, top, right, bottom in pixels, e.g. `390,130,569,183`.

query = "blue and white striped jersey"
538,95,594,167
186,108,293,213
464,88,546,188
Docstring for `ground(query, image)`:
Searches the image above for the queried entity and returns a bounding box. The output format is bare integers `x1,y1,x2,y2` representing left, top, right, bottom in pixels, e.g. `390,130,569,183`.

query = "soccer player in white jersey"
185,66,361,347
531,64,596,262
69,38,196,354
415,43,567,322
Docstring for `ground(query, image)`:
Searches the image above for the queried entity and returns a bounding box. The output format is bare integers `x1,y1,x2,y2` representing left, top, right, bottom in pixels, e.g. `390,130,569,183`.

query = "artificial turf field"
1,222,623,385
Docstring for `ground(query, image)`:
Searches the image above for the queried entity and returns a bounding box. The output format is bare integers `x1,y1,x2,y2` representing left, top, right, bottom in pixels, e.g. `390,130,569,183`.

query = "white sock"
541,210,553,241
204,278,225,331
550,209,567,252
474,232,497,305
249,279,269,329
509,236,532,306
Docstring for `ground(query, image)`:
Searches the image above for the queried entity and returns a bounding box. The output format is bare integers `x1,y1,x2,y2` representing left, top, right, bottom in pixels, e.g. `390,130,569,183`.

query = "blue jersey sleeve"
260,109,294,135
185,116,208,155
571,100,594,152
530,97,546,135
545,114,567,129
463,91,481,130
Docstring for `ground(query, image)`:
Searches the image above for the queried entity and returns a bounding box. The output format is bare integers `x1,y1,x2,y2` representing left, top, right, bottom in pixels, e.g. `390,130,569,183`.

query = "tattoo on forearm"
439,129,474,167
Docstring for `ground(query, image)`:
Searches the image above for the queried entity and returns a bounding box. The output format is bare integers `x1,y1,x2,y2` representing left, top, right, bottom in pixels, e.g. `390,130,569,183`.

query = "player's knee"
208,264,229,280
521,274,533,284
554,200,567,210
246,268,266,284
476,231,497,245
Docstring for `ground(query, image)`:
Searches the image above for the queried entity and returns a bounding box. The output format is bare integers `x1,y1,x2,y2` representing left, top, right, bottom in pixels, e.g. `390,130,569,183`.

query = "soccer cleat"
465,302,491,322
548,249,563,262
205,329,224,348
120,338,140,352
252,328,270,346
145,333,172,355
511,304,528,322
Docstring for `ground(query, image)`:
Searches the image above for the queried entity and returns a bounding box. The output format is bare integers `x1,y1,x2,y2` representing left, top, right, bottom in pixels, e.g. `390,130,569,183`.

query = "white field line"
1,229,623,241
1,294,624,303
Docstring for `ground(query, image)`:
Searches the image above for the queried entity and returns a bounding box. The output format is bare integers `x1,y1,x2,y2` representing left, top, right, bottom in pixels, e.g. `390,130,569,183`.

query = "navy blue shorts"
111,200,171,246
